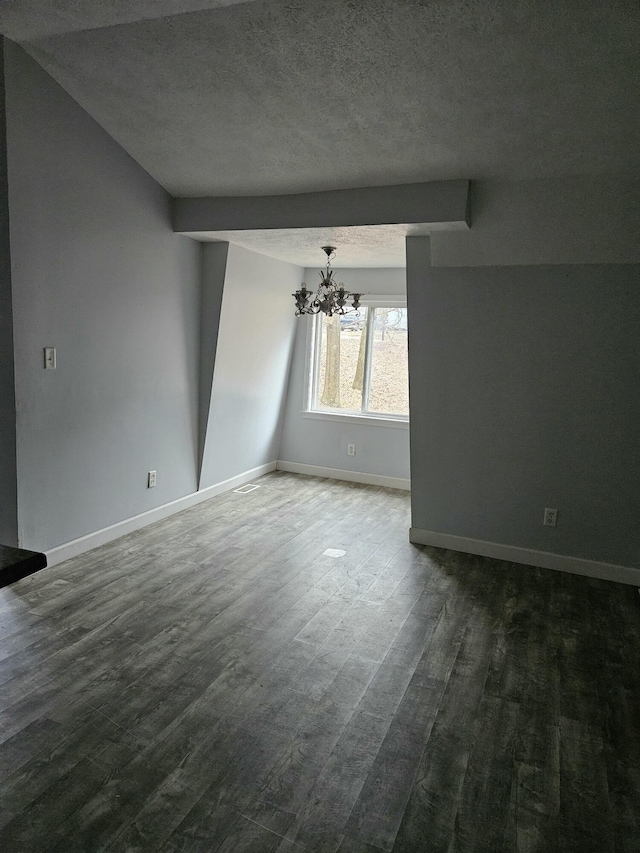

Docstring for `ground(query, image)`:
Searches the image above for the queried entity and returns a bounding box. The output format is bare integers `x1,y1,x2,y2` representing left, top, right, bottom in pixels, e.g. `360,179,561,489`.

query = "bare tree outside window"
352,320,367,392
320,315,341,407
368,307,408,415
313,305,408,418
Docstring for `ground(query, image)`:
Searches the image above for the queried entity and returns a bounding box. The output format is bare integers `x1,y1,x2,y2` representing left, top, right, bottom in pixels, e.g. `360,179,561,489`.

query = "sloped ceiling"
0,1,637,266
1,0,637,198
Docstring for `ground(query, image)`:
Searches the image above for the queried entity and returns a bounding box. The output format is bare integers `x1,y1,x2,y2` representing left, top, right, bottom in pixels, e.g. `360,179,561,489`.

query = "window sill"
302,410,410,429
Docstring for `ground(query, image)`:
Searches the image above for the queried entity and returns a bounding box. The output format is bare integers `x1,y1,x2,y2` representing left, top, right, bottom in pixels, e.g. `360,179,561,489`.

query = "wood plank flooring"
0,471,639,852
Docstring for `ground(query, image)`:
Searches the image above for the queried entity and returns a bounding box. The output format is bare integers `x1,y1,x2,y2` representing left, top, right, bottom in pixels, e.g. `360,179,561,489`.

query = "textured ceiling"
1,0,638,266
0,1,258,40
183,224,436,267
8,0,638,198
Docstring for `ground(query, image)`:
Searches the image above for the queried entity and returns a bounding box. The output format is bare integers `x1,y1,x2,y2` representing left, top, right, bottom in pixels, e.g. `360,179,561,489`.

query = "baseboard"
409,528,640,586
45,461,277,568
277,460,410,491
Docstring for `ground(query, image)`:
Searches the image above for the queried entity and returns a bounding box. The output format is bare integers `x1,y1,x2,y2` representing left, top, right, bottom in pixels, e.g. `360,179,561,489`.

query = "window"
307,299,409,422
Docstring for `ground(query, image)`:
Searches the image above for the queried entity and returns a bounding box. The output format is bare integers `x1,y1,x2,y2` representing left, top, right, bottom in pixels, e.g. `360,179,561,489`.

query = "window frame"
303,295,409,428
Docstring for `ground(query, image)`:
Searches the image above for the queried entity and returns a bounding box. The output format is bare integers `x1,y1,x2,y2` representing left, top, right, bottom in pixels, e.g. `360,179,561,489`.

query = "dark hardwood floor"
0,471,639,852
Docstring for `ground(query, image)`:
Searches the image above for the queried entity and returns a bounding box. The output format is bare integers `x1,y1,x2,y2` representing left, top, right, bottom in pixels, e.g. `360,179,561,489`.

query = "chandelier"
292,246,362,316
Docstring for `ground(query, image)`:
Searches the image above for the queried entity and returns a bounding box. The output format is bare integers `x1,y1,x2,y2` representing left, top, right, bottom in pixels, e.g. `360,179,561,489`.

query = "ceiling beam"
173,180,471,234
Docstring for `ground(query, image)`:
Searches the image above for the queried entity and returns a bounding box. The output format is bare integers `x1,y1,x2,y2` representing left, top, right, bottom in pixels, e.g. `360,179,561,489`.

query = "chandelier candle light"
293,246,362,316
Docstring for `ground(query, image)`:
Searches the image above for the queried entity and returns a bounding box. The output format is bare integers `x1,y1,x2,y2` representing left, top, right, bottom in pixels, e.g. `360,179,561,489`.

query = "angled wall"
197,241,228,480
5,42,202,551
198,242,298,488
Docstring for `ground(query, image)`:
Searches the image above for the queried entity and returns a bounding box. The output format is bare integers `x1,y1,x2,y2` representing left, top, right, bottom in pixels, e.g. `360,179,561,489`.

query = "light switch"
44,347,56,369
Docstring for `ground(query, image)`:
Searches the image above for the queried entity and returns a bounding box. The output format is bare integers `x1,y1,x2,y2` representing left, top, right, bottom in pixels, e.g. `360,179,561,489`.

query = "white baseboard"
45,461,277,567
409,528,640,586
277,460,410,491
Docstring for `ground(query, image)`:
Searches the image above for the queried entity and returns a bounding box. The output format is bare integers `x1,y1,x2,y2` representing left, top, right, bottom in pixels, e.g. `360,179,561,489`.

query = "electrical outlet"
44,347,56,369
347,443,356,456
543,508,558,527
148,470,157,488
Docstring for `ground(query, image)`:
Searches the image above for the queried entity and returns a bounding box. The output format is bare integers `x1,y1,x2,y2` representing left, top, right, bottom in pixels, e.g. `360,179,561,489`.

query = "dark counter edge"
0,544,48,588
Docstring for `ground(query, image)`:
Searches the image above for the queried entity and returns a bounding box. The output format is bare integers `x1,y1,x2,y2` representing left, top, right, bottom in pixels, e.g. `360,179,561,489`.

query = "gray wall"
279,268,410,482
407,237,640,567
431,176,640,267
5,42,202,551
199,242,298,487
0,40,17,545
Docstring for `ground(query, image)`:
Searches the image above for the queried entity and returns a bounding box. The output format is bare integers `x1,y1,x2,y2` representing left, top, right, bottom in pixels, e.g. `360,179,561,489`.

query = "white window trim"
302,295,409,426
303,410,410,429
